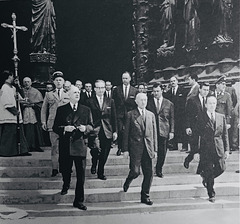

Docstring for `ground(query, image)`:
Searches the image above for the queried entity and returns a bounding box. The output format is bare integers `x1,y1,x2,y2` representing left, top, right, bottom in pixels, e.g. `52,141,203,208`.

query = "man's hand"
64,125,76,132
113,132,118,141
169,132,174,140
123,151,129,158
194,153,200,162
186,128,192,136
78,125,86,132
224,151,229,160
226,124,231,129
42,122,47,131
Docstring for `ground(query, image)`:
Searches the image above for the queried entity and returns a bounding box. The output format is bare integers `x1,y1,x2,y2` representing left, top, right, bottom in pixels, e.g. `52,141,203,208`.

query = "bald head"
122,72,131,86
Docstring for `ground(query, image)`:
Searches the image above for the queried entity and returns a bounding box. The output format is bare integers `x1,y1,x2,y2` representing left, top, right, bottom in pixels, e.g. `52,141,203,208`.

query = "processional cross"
1,13,28,154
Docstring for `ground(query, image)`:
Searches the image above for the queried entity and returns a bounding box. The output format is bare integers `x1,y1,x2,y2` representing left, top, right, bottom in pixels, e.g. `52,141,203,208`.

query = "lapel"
92,95,101,110
149,97,158,115
53,90,59,100
133,109,145,132
101,95,107,111
144,110,151,135
159,98,166,113
214,113,221,134
119,85,125,100
72,103,85,124
203,111,215,131
195,96,204,112
65,103,75,124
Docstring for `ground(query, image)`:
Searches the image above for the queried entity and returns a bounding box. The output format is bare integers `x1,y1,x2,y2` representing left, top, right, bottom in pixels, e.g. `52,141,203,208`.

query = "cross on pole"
1,13,28,77
1,13,28,154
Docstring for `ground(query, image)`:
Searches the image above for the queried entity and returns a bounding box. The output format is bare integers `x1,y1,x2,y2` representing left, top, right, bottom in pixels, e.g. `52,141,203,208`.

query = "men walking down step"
53,86,93,210
113,71,138,156
41,71,70,177
184,82,210,169
86,80,118,180
21,77,44,152
147,83,174,178
195,95,229,203
123,93,157,205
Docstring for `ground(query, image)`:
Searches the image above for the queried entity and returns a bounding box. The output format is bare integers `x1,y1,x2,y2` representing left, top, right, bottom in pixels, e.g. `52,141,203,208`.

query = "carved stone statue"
212,0,233,45
157,0,177,57
183,0,200,52
31,0,56,54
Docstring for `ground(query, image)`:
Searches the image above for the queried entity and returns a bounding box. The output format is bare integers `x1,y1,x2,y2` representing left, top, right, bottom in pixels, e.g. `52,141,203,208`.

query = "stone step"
1,196,239,218
0,149,238,167
0,161,238,178
0,182,238,204
0,172,238,190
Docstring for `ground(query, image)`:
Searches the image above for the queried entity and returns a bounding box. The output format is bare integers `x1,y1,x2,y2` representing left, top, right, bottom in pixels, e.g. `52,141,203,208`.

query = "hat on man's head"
52,71,64,80
215,75,226,85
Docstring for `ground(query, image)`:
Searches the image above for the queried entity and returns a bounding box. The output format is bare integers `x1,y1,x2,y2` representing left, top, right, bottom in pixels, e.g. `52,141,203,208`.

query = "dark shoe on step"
91,166,96,174
98,175,107,180
123,181,130,192
184,160,189,169
51,169,59,177
61,187,69,195
116,148,121,156
156,172,164,178
21,152,32,156
209,197,215,203
73,201,87,210
141,198,153,205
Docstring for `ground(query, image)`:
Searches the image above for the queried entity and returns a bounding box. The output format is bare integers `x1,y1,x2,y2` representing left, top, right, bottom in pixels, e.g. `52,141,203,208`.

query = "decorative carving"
30,52,57,64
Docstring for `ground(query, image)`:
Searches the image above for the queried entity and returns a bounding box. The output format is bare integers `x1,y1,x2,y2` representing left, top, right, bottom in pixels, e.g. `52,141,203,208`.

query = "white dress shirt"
154,96,163,112
123,84,130,99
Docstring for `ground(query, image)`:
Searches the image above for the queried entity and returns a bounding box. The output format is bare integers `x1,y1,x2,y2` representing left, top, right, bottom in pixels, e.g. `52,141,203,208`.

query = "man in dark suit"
147,83,174,178
104,81,113,99
164,76,187,151
123,93,157,205
81,82,95,105
184,82,210,169
186,74,199,102
196,95,229,203
112,71,138,156
86,80,118,180
53,86,93,210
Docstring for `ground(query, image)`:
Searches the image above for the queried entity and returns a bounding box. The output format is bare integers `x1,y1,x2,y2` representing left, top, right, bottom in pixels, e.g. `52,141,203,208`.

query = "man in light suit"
196,95,229,203
113,71,138,156
53,86,93,210
123,93,157,205
86,80,118,180
147,83,174,178
41,71,70,177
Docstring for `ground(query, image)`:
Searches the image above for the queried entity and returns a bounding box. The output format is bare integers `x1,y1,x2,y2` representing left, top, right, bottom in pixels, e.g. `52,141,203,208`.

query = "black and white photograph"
0,0,239,223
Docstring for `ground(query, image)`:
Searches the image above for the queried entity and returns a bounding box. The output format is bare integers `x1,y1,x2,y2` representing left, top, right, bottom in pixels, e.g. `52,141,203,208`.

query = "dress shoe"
51,169,59,177
141,198,153,205
236,170,240,173
123,182,130,192
116,148,121,156
98,175,107,180
156,172,164,178
61,187,69,195
91,166,96,174
73,201,87,210
209,197,215,203
184,160,189,169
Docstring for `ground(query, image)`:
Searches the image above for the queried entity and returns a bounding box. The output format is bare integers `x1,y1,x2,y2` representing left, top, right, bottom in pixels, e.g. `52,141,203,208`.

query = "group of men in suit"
40,70,233,210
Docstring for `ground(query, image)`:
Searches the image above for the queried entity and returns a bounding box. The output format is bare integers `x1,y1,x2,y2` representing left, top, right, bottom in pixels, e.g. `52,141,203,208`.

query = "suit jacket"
199,112,230,158
225,86,237,108
53,103,93,158
86,95,117,139
113,85,138,119
104,90,113,99
41,89,70,131
81,91,95,106
185,95,206,134
147,97,174,138
122,108,157,160
186,83,199,102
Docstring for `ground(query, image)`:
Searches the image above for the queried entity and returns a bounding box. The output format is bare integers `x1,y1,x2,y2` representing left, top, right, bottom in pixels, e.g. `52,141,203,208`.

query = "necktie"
157,99,160,113
142,109,145,125
73,104,77,112
211,113,215,124
124,85,128,100
57,89,60,98
99,97,103,109
172,87,175,95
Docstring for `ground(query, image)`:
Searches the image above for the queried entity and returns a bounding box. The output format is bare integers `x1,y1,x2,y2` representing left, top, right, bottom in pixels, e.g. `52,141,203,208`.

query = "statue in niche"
182,0,200,52
157,0,177,57
31,0,56,54
212,0,233,46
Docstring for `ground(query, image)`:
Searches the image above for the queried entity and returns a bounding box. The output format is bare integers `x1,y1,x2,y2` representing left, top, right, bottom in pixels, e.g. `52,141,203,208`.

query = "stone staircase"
0,146,239,217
